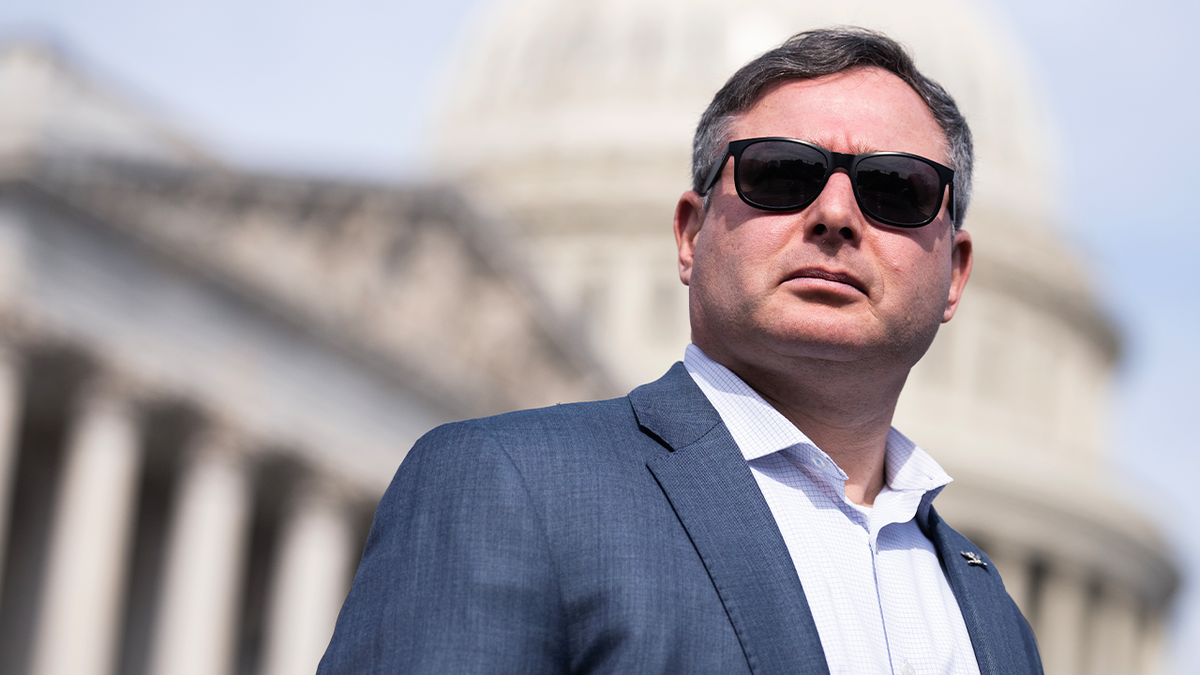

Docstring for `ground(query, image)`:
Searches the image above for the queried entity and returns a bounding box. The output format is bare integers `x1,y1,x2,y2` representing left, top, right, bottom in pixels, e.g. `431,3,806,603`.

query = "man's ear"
942,228,973,323
674,191,706,286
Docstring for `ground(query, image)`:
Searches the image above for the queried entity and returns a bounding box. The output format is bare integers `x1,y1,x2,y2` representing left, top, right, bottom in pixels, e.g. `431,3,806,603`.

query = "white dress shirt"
684,345,981,675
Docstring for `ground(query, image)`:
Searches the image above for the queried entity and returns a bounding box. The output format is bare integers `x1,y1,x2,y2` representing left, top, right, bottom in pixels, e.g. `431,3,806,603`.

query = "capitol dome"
436,0,1059,220
432,1,1177,673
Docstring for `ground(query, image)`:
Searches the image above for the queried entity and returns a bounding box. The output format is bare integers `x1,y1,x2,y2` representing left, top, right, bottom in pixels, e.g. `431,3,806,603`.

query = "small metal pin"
960,551,987,567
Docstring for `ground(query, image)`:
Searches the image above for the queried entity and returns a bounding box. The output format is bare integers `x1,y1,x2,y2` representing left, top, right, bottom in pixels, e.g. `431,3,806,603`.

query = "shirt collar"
683,344,952,495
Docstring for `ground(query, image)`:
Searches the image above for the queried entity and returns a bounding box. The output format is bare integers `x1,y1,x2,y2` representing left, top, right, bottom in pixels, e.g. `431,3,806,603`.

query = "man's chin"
762,316,880,355
728,328,884,368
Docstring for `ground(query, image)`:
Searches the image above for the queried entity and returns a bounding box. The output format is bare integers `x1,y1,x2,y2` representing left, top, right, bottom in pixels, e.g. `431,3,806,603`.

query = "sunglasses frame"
700,137,956,228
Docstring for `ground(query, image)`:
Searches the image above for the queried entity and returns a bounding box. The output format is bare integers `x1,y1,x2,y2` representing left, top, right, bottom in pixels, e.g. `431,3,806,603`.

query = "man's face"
675,67,973,377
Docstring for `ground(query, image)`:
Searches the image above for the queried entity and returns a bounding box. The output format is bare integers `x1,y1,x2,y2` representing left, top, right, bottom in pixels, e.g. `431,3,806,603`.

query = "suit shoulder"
404,396,640,470
423,396,635,444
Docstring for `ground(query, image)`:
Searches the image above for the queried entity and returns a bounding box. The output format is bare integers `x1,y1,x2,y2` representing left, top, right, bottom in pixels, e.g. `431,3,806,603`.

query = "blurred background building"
0,0,1182,674
0,39,607,675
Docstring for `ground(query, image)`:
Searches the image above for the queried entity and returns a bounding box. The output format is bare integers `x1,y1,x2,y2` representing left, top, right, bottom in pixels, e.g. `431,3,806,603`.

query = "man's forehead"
729,68,949,161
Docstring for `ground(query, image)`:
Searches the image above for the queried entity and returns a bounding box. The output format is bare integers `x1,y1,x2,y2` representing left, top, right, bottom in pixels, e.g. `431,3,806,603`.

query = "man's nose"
803,171,863,244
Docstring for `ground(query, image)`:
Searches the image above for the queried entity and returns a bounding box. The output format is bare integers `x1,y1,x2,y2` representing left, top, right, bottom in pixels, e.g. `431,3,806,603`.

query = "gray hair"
692,27,973,228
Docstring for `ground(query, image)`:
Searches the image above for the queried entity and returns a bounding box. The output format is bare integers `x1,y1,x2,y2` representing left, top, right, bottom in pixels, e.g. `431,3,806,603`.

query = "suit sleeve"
317,420,567,674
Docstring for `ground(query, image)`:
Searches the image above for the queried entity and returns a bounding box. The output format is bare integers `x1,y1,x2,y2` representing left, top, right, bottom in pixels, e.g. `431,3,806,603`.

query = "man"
319,28,1041,675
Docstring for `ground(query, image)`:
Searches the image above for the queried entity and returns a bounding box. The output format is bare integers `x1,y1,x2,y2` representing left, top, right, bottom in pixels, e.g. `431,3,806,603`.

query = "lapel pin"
960,551,987,567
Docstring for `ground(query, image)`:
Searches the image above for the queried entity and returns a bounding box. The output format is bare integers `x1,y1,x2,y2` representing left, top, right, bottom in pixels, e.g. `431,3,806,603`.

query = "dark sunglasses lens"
737,141,828,209
854,156,943,225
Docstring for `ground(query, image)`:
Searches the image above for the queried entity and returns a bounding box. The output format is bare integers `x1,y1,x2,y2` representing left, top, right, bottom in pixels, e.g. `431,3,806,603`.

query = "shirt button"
812,457,825,467
902,664,916,675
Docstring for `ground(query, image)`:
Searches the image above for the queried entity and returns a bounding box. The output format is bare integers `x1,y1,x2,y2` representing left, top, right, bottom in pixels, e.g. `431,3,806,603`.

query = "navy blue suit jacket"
319,363,1042,674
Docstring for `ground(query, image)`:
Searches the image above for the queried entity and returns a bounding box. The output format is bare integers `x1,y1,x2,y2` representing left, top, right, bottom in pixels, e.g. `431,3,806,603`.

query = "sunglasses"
700,137,956,228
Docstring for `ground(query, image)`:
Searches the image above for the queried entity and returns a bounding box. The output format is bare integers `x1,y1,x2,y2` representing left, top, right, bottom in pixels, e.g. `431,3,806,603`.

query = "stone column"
1137,607,1166,675
148,431,251,675
260,485,355,675
30,384,142,675
1037,563,1090,675
0,344,23,593
1088,584,1140,675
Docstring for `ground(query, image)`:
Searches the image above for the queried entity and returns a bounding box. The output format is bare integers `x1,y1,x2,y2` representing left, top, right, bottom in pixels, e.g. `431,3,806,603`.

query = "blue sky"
2,0,1197,670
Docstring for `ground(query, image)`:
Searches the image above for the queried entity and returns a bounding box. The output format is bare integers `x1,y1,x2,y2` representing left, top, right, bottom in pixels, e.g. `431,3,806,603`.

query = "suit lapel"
920,506,1044,675
630,364,830,675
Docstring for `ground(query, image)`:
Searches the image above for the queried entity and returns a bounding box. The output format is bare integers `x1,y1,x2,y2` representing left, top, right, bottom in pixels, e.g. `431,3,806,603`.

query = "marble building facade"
0,43,605,675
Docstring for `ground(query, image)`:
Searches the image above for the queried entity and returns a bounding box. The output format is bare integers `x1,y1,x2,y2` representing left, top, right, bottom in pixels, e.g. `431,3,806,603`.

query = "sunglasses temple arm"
699,150,731,196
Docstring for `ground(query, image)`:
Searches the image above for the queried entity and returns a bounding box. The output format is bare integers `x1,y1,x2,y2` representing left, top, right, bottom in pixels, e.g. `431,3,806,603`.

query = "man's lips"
785,268,867,295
